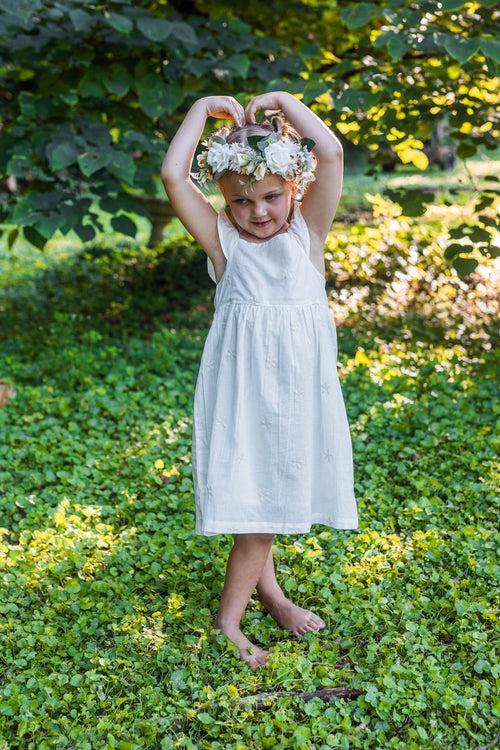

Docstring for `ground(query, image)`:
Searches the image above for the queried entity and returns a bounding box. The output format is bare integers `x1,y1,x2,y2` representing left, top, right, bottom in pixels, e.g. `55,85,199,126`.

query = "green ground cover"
0,166,498,748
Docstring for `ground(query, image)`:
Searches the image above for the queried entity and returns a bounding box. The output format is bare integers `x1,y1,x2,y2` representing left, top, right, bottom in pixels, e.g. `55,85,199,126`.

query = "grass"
0,161,498,748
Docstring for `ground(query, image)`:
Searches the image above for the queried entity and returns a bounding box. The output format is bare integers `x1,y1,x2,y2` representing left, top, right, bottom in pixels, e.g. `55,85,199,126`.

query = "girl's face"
219,172,297,240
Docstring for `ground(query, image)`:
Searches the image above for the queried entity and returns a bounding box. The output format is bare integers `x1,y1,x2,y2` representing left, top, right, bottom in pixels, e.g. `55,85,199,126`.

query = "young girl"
161,91,358,669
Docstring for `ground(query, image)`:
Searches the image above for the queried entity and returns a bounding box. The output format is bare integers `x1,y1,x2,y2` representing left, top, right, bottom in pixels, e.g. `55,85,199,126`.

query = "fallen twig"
239,686,363,710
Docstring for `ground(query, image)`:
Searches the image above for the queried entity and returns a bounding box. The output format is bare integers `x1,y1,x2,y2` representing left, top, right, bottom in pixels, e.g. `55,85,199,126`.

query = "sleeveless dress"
192,200,358,536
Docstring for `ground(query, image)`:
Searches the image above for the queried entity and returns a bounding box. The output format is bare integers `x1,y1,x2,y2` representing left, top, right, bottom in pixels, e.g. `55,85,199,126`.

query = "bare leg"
214,533,275,668
255,546,326,637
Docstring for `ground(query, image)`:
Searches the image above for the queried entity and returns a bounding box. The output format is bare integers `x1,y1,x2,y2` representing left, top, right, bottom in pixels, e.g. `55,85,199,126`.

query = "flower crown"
190,130,316,200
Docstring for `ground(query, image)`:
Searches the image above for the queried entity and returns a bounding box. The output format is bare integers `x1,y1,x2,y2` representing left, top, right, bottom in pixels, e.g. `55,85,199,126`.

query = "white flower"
253,162,268,180
232,149,259,175
243,162,258,175
264,141,300,177
206,142,232,174
300,148,314,173
190,133,316,195
233,150,253,169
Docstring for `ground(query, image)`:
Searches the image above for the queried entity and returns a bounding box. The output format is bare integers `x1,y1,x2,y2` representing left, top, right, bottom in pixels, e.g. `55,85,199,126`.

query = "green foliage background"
0,0,499,747
0,173,498,746
1,0,499,273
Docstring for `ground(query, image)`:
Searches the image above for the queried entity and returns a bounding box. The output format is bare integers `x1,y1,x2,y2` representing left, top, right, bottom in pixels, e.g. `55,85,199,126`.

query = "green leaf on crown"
301,138,316,151
247,135,273,151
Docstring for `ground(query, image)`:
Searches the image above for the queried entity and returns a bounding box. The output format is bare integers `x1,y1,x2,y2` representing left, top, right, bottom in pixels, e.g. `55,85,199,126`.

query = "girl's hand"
244,91,286,124
200,96,246,127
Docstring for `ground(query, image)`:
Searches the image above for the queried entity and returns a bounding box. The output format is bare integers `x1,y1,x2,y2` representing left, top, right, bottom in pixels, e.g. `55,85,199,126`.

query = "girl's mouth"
252,220,271,227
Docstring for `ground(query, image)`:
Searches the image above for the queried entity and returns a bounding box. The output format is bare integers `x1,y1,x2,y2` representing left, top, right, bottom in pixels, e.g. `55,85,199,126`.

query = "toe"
248,655,261,668
311,614,325,629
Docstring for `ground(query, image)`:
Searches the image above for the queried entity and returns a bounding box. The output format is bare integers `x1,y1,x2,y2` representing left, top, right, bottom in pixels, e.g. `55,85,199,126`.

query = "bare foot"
213,617,269,668
261,595,326,637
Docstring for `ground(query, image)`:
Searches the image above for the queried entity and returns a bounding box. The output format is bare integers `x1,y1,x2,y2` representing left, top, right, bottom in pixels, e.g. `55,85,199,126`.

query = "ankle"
258,589,288,609
214,612,241,631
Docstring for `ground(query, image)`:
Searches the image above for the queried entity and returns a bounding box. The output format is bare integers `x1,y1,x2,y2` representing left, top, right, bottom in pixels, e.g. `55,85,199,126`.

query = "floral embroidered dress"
192,200,358,536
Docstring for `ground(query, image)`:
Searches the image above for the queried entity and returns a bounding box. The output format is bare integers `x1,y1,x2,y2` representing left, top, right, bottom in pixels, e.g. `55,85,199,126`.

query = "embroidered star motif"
289,457,304,470
293,387,304,399
205,358,216,370
260,415,272,428
205,483,214,499
225,349,237,360
259,487,272,503
215,416,227,430
324,449,334,461
266,354,277,368
246,318,255,330
321,381,330,395
281,268,292,281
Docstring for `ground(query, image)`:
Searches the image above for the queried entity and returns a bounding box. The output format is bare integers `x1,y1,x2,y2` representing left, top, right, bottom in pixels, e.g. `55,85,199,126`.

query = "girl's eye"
235,195,280,204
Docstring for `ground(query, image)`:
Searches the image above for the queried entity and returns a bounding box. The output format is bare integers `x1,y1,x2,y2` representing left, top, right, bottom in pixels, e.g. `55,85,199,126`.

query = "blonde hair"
212,113,315,160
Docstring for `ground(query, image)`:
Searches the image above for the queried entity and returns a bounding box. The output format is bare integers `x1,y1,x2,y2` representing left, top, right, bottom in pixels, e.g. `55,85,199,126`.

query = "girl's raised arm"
160,96,244,282
161,97,244,181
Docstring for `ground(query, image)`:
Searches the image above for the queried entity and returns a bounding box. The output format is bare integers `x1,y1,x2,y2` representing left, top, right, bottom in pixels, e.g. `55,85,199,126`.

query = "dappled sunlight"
121,412,192,483
0,0,497,740
327,194,498,347
115,611,169,654
0,498,128,584
283,536,326,561
114,594,186,653
379,392,414,412
341,339,479,385
343,529,442,585
0,119,496,750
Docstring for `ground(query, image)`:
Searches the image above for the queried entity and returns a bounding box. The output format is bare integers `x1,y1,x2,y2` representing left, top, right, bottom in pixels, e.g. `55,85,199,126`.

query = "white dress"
192,200,358,536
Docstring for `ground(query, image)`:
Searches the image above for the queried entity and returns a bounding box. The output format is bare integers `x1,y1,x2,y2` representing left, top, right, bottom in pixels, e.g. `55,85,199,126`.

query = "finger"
238,104,246,125
236,105,246,126
232,105,245,127
245,103,256,124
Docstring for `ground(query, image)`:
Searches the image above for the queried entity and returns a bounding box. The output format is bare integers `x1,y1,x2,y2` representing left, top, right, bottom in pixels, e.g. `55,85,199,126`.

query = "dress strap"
287,201,311,257
207,208,238,284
